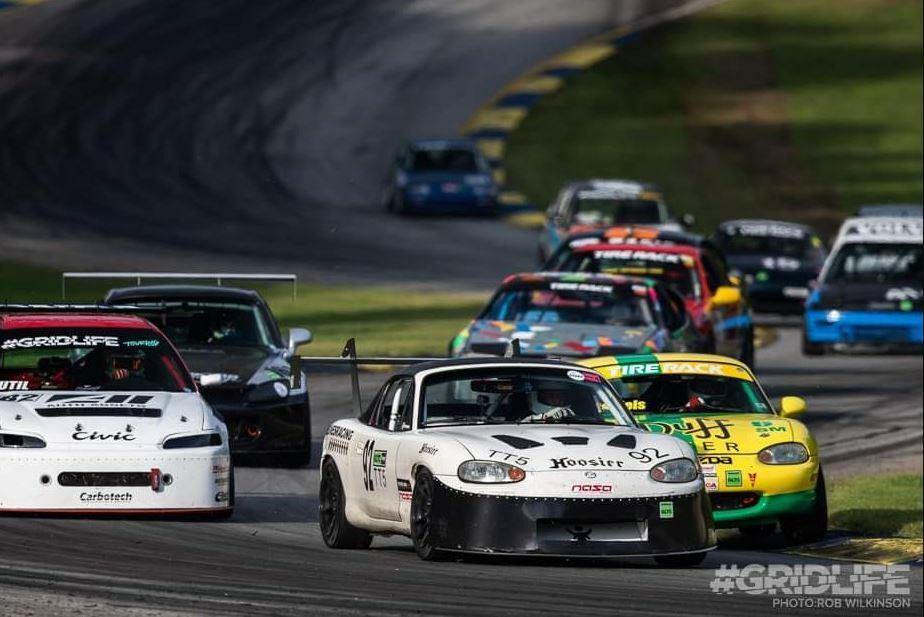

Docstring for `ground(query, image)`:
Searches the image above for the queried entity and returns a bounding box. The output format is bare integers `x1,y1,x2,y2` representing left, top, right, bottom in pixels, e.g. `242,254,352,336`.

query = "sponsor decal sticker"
748,472,758,487
0,380,28,391
659,501,674,519
549,456,623,470
571,484,613,493
326,425,354,441
419,443,438,455
2,335,119,350
705,478,719,491
80,491,132,503
566,370,585,382
725,470,743,488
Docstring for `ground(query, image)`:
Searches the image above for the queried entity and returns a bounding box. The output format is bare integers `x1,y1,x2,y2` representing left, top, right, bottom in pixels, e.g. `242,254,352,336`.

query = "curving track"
0,1,921,616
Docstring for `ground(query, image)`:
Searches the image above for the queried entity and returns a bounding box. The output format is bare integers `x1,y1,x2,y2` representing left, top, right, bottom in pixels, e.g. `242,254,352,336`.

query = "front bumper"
211,400,310,455
0,451,231,513
712,489,817,527
805,309,923,346
429,479,715,556
403,190,497,214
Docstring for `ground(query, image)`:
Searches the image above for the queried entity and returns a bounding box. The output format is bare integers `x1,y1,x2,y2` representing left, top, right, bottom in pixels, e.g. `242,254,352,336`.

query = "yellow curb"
786,537,923,565
505,75,565,95
497,190,529,206
464,107,529,133
505,212,548,230
475,138,505,160
753,326,778,349
543,42,617,70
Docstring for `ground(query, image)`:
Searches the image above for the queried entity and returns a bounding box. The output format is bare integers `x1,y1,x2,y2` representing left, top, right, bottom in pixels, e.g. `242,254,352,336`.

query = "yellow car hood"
633,412,796,456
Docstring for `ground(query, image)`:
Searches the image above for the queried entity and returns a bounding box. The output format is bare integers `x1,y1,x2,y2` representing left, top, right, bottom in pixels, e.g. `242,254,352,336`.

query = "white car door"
351,377,412,522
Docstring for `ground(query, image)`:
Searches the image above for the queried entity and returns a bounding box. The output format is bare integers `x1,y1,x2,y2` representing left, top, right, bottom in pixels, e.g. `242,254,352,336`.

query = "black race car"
104,285,313,466
712,220,827,315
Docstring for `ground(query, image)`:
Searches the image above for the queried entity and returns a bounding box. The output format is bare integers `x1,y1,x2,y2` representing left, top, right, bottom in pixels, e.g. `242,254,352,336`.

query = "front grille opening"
58,472,152,487
36,407,162,418
710,491,761,511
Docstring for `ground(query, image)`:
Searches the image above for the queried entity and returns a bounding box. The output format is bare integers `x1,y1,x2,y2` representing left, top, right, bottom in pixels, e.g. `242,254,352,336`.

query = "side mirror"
779,396,807,418
681,213,696,228
711,286,742,307
288,328,312,355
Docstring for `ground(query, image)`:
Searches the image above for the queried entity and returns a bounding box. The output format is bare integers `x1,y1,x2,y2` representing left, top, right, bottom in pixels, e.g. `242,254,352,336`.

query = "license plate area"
537,520,648,543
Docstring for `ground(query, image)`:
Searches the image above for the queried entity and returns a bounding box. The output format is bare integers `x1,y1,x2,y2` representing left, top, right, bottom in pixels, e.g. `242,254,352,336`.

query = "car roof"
571,241,700,256
104,285,264,304
0,313,155,331
717,219,814,234
856,204,923,217
564,225,709,249
498,271,657,289
392,356,586,378
567,179,661,197
833,216,924,246
407,138,477,150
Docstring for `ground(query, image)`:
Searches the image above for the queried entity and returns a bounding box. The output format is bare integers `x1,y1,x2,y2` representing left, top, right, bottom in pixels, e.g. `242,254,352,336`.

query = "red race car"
545,235,755,366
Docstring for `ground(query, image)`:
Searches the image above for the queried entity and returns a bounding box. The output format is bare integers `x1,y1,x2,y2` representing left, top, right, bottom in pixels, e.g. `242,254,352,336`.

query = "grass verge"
828,473,923,539
505,0,923,237
0,262,487,357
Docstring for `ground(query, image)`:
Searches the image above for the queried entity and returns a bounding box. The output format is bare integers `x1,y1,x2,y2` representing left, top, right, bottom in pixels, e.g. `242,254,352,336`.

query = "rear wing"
298,338,525,416
0,303,162,313
61,272,298,300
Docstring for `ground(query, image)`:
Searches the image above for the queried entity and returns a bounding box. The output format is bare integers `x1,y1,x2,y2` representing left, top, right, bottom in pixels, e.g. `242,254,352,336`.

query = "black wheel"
319,459,372,549
654,551,708,567
781,470,828,545
410,468,444,561
801,327,825,356
738,523,776,538
741,327,755,368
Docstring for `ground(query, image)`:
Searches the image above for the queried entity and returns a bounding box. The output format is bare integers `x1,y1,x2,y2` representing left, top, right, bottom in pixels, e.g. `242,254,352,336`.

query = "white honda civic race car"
0,310,232,515
319,356,715,564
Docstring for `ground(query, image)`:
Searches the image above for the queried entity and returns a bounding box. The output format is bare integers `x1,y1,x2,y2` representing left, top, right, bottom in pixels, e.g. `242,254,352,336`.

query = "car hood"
427,423,688,472
812,281,923,311
465,320,657,357
634,412,794,455
0,391,210,447
179,345,289,386
727,254,818,281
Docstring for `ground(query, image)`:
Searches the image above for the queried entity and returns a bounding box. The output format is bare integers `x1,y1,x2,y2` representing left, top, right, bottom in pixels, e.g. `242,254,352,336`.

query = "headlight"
0,433,46,448
246,380,289,404
758,442,809,465
458,460,525,483
650,458,698,483
407,184,431,196
163,433,222,449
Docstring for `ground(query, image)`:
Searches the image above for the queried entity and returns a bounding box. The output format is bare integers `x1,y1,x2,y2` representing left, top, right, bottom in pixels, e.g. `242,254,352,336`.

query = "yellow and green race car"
579,353,826,544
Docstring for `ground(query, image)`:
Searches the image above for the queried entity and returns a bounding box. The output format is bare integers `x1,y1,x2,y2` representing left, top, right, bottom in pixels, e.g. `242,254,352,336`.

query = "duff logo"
571,484,613,493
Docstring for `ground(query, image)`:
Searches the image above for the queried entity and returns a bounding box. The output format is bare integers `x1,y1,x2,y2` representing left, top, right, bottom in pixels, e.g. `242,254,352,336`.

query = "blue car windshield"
410,148,481,173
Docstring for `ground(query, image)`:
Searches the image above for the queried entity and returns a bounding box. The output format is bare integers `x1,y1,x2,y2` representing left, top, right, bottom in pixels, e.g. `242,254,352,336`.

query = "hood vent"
552,436,588,445
492,434,543,450
608,434,637,449
35,407,162,418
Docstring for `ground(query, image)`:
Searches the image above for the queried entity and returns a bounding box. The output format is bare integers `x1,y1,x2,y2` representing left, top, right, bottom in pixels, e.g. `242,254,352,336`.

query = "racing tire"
801,328,825,356
653,551,708,568
319,459,373,550
780,470,828,546
410,468,446,561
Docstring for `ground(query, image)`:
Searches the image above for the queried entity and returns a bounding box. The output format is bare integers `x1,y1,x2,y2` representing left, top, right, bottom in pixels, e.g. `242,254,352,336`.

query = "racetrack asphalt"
0,1,921,615
0,0,682,287
0,330,920,617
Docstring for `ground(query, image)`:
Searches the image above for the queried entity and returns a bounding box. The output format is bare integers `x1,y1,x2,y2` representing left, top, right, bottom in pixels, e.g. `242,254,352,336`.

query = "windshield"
482,284,654,326
557,249,701,299
825,243,923,284
410,147,481,173
420,367,633,428
0,328,193,392
719,232,813,258
610,374,771,415
127,301,274,348
572,197,663,226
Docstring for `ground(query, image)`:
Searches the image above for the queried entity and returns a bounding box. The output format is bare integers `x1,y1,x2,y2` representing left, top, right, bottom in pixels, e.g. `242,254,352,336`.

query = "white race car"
319,356,715,564
0,310,232,515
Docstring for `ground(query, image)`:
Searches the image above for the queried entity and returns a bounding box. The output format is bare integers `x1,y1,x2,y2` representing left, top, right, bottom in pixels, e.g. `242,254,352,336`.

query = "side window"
391,379,415,432
655,287,685,331
364,379,399,429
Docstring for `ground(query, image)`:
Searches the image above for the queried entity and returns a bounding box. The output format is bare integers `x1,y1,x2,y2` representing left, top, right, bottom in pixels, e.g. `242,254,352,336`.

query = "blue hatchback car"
385,139,498,215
